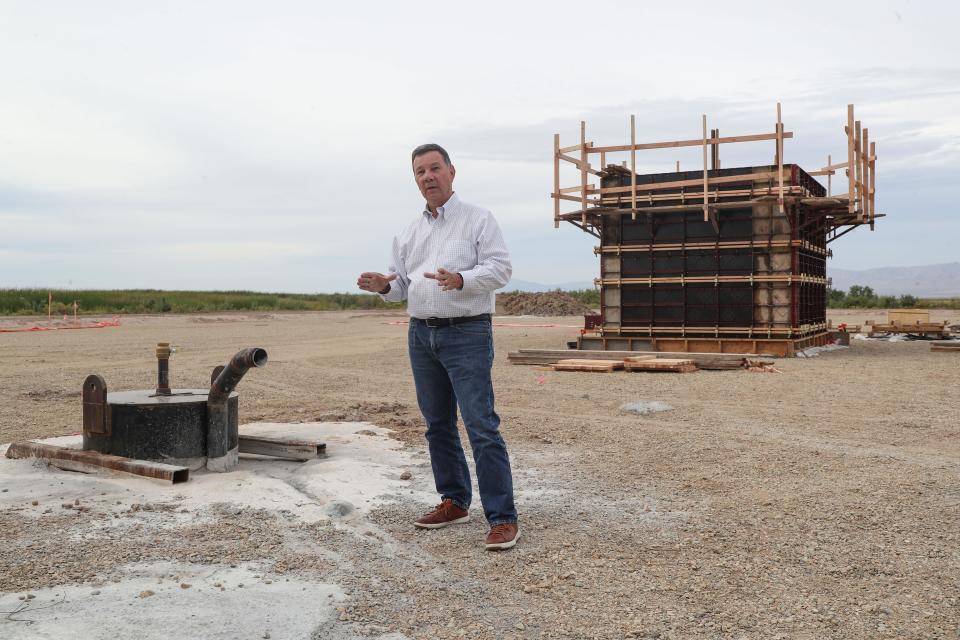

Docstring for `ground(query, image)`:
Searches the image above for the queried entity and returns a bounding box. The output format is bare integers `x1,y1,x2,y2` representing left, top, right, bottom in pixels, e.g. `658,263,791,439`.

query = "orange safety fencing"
0,316,122,333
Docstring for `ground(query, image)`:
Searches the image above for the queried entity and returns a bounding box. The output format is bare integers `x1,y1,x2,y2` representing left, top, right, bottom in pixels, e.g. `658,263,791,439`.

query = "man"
357,143,518,551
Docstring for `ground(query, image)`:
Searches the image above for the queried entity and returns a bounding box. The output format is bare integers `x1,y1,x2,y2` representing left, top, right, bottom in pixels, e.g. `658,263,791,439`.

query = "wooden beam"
587,131,793,154
847,104,855,214
827,153,832,195
776,102,784,214
557,152,604,177
702,114,709,221
597,170,780,196
580,121,588,225
631,114,637,220
854,119,862,219
554,133,560,228
862,127,870,223
869,140,877,228
551,192,601,204
559,184,595,194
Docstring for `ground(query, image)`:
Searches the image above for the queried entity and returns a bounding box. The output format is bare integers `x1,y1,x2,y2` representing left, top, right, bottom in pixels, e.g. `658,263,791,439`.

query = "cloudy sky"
2,1,958,293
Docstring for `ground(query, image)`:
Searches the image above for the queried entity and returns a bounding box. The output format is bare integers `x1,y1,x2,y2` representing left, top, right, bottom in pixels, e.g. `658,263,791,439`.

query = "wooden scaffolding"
552,104,879,357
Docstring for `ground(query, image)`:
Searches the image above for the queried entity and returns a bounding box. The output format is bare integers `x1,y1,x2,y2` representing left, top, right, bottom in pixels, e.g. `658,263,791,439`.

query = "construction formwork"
553,104,878,357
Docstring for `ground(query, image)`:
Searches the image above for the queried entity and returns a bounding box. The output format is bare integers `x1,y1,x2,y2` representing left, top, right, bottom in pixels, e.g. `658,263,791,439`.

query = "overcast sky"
2,1,958,293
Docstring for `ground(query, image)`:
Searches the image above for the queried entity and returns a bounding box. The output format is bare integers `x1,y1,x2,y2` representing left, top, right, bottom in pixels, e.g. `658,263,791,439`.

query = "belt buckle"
425,317,442,328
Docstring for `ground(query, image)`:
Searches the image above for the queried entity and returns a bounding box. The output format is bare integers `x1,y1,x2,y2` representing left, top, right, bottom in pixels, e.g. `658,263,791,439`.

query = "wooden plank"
631,114,637,220
558,142,584,153
557,152,604,177
931,345,960,352
827,153,832,195
869,140,877,226
776,102,784,214
587,131,793,154
820,160,849,171
554,133,561,228
702,114,709,222
598,239,823,254
238,434,326,460
861,126,869,222
509,349,750,370
551,192,601,205
625,358,698,373
597,170,780,196
552,359,624,372
847,104,856,214
580,121,588,225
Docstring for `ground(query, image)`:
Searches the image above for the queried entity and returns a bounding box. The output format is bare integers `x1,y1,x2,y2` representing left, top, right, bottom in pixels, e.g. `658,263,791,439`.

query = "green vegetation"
0,289,402,315
559,288,601,307
3,286,956,316
827,285,960,309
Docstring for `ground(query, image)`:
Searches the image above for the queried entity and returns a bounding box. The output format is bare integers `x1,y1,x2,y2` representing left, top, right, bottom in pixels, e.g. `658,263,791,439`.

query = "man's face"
413,151,456,209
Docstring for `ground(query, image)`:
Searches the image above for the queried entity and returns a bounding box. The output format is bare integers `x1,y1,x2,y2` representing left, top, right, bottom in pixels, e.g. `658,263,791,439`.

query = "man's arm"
379,236,409,301
458,211,511,293
357,237,408,301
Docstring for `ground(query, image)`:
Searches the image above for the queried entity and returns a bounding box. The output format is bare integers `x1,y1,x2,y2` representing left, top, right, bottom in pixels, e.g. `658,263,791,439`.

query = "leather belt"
414,314,491,328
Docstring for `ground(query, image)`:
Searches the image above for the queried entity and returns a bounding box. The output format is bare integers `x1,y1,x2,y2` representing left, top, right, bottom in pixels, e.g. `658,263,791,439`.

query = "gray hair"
411,143,451,166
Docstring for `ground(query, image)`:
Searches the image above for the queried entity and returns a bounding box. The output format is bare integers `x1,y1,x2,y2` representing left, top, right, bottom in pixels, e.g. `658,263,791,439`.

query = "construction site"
1,104,958,640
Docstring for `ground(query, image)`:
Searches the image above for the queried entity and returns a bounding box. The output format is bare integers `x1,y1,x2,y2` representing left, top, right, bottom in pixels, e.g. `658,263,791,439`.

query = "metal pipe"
206,347,267,472
5,441,189,484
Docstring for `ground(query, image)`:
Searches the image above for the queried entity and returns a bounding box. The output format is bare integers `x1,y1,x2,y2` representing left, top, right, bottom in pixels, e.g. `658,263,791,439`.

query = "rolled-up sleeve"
459,211,512,293
379,235,409,302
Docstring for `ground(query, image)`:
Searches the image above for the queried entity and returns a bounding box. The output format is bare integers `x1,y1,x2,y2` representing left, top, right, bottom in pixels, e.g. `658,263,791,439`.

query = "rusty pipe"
6,441,189,484
206,347,267,472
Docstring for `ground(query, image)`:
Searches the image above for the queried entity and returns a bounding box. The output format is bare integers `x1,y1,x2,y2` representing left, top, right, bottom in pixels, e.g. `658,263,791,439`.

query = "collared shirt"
379,193,512,318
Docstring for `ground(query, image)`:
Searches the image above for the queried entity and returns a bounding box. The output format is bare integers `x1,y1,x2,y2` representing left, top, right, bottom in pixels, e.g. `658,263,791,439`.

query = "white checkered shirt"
379,193,512,318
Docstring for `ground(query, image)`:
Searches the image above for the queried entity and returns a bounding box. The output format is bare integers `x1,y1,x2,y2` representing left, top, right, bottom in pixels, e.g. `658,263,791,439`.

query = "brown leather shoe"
414,499,470,529
485,523,519,550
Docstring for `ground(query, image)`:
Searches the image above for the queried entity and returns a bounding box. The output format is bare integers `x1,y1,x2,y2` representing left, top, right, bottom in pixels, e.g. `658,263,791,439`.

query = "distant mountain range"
829,262,960,298
506,262,960,298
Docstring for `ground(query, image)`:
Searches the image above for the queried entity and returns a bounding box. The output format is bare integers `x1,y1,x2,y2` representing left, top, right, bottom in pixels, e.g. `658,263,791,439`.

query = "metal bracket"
82,374,110,436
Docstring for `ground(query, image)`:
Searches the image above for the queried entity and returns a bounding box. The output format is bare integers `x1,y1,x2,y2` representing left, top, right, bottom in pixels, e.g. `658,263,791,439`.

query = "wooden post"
847,104,855,214
827,154,832,196
630,114,637,220
676,160,680,173
553,133,560,228
580,121,587,225
73,301,79,323
854,119,862,218
869,140,876,227
861,127,869,223
776,102,784,214
702,114,709,222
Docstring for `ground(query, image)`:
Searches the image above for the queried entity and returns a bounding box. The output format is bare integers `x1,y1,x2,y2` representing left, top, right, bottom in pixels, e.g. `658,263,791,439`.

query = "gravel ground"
1,310,958,639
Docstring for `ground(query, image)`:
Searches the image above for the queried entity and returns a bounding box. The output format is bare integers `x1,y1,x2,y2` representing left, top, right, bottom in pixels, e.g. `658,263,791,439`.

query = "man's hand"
424,267,464,291
357,272,397,294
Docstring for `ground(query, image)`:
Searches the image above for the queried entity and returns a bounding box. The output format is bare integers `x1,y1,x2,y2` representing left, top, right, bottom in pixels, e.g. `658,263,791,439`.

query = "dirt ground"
1,310,958,639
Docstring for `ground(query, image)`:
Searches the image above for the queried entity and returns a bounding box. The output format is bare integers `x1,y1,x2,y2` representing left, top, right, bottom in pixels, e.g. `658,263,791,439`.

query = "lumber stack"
551,359,624,372
508,349,747,370
930,341,960,353
624,357,697,373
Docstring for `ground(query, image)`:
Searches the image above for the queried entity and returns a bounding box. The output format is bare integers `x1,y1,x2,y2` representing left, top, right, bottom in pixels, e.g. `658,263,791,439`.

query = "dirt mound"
496,291,593,316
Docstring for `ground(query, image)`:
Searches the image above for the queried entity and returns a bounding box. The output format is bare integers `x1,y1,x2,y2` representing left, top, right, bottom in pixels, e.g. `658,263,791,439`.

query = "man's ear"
450,165,456,180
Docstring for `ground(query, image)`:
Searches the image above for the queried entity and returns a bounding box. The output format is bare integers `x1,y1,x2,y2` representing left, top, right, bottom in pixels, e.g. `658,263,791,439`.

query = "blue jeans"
408,318,517,525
